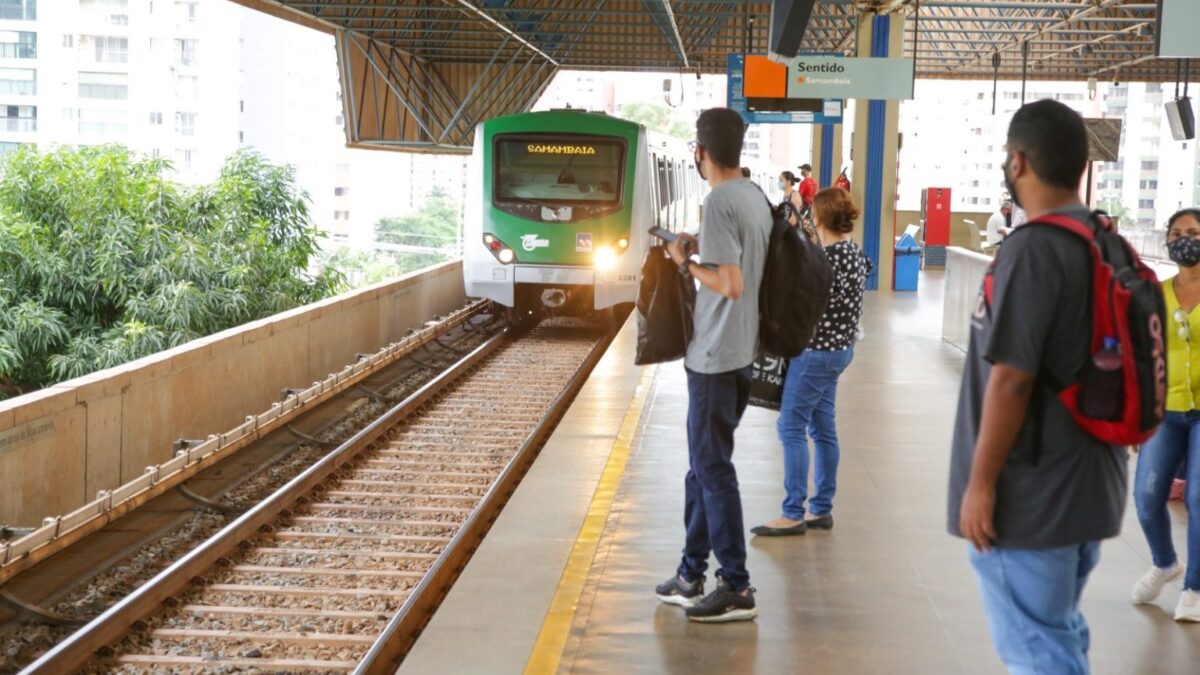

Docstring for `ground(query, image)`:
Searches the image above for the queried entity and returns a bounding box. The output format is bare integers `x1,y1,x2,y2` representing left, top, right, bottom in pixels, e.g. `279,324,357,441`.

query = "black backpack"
757,192,833,358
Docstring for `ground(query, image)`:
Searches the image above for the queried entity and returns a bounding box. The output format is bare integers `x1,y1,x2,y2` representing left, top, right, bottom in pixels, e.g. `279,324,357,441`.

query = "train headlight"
617,237,629,250
498,248,515,264
594,246,617,271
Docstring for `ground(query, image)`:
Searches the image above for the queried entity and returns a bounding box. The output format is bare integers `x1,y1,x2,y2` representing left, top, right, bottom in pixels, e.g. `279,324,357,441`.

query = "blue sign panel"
726,54,844,125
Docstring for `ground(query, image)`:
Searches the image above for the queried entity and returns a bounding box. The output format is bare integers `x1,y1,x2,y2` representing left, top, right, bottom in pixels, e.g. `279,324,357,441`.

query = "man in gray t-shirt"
685,178,769,374
652,108,769,624
949,100,1127,674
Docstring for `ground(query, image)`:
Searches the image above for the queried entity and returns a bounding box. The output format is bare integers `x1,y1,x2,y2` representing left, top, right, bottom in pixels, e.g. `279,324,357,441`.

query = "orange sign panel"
743,55,787,98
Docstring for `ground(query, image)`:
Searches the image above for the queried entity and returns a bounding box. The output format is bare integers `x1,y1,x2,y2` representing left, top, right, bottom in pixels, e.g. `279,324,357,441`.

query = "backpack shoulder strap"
750,182,776,214
1022,213,1097,241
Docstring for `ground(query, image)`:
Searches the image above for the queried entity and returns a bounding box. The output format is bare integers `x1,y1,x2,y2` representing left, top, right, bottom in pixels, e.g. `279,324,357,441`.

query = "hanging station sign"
727,54,843,124
786,55,915,101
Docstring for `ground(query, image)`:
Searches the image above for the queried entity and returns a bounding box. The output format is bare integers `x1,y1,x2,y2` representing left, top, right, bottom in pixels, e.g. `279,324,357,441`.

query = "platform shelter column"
849,13,904,292
811,122,843,191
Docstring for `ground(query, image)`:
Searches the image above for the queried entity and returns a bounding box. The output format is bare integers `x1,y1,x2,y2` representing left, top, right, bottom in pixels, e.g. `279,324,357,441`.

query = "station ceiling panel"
234,1,1183,151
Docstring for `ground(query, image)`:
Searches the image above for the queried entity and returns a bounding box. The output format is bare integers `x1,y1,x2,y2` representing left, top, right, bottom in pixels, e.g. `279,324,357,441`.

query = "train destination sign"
526,144,597,155
786,56,915,101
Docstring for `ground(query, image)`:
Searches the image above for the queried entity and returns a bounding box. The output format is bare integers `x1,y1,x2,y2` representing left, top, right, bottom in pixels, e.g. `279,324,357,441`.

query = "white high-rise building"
0,0,242,182
0,0,468,246
1097,82,1197,227
235,5,343,237
898,79,1198,229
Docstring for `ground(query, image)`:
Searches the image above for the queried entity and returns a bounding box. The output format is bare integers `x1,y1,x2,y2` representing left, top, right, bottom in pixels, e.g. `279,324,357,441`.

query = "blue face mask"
1169,236,1200,268
778,180,787,191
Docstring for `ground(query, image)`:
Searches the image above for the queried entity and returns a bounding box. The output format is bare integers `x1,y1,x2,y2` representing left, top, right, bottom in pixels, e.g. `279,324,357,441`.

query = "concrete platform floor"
557,273,1199,675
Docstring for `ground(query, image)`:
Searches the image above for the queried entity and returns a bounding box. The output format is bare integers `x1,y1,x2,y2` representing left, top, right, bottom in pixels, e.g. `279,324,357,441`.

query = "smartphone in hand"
648,226,678,242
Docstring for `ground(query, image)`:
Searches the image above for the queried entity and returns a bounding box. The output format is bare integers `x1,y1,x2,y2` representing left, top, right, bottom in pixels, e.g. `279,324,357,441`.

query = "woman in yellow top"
1133,208,1200,621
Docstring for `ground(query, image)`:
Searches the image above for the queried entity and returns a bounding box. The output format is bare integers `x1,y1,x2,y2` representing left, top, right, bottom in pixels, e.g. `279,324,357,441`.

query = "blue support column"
861,14,890,291
819,123,834,188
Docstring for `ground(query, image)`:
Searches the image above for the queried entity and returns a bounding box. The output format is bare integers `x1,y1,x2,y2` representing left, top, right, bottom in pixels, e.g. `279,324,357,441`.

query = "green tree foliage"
373,194,459,273
0,145,343,397
315,193,462,290
1099,196,1132,227
318,246,404,288
616,101,691,139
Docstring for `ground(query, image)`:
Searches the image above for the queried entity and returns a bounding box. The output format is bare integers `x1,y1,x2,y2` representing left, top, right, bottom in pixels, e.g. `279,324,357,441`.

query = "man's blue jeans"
678,366,752,591
777,348,854,520
1134,410,1200,589
969,542,1101,675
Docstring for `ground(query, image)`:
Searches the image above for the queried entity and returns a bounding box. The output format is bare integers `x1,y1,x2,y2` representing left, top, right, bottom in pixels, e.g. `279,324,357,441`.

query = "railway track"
23,318,611,673
0,303,501,673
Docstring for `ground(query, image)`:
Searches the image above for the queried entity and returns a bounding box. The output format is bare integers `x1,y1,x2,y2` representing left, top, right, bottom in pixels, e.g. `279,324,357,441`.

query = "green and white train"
463,109,779,318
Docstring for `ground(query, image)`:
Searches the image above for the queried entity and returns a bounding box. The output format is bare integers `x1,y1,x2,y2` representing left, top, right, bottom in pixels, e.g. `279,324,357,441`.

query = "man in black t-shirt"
947,100,1127,674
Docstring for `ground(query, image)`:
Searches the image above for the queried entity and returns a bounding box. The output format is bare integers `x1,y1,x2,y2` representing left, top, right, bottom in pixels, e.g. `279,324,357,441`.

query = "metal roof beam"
641,0,689,68
440,0,558,64
953,0,1124,72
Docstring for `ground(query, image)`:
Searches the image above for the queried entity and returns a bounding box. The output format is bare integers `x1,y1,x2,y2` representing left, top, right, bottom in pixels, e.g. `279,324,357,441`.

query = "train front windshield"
494,137,625,205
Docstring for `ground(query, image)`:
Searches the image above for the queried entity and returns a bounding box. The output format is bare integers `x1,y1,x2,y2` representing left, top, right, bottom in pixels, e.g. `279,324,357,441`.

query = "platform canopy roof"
246,1,1179,81
236,0,1186,151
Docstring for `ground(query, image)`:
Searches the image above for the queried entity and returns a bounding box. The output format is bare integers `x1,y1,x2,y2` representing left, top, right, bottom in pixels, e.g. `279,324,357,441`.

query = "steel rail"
0,301,488,586
20,328,513,675
354,330,612,674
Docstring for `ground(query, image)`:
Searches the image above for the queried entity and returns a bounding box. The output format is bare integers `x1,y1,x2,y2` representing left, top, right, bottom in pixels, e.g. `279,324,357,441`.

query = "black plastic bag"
749,351,789,410
635,245,696,366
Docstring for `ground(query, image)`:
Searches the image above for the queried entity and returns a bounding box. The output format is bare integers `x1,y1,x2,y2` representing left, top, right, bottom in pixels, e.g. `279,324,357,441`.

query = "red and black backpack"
984,211,1167,447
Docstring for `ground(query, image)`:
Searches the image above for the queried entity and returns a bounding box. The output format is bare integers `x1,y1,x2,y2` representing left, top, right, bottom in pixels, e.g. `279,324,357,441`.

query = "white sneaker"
1132,563,1184,604
1176,590,1200,622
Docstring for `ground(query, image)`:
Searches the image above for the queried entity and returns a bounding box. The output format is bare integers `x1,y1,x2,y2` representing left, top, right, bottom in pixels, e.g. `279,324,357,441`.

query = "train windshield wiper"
502,194,563,208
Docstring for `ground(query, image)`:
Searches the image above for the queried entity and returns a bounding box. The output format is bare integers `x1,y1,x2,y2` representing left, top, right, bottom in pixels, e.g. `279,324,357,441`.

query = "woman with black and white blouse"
753,187,869,537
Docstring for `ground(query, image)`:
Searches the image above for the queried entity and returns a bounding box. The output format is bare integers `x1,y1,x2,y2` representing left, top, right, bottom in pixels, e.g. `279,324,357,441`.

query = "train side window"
648,153,660,225
670,161,681,229
662,156,672,212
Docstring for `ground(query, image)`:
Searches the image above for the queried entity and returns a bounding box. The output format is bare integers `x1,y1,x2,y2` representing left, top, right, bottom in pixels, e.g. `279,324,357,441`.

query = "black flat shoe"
805,515,834,530
751,521,807,536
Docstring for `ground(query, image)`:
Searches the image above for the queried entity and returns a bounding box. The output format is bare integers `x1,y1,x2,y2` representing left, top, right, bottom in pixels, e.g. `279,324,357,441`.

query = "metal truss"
337,29,557,152
233,0,1191,150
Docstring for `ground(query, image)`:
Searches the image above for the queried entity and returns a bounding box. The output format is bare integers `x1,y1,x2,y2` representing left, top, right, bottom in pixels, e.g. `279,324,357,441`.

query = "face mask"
778,180,787,191
1003,154,1022,209
693,149,707,181
1169,236,1200,267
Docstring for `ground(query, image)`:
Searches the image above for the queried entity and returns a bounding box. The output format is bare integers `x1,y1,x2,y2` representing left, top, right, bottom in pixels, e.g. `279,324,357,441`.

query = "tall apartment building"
535,71,616,113
899,80,1101,213
898,78,1197,228
236,4,343,238
0,0,242,182
0,0,466,247
1097,82,1198,226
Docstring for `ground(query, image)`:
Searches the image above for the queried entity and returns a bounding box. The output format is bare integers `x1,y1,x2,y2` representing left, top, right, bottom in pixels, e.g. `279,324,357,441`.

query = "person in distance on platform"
1010,204,1028,229
778,170,805,227
752,187,868,537
797,163,818,211
948,100,1128,675
1130,207,1200,622
985,199,1014,247
654,108,770,623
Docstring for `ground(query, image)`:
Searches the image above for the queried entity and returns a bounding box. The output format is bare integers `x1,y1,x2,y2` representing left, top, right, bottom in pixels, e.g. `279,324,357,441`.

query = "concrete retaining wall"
0,261,466,526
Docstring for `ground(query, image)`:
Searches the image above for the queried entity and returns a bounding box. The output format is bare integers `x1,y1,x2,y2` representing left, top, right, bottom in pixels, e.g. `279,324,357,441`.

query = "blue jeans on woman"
1134,410,1200,590
777,348,853,520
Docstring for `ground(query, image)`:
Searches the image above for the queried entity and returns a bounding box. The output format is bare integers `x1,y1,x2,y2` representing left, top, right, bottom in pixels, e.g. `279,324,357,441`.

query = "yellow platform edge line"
523,364,657,675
